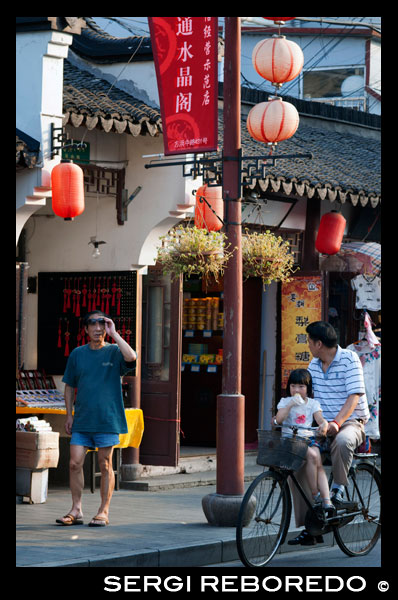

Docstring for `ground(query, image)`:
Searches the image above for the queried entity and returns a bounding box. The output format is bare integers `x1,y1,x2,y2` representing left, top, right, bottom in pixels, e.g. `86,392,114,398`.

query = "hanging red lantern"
252,36,304,85
315,211,346,255
194,184,223,231
247,97,299,144
51,159,85,220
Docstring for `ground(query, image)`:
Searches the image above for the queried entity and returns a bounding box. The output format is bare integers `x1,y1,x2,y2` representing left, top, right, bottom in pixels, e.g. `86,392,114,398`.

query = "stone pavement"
16,470,336,568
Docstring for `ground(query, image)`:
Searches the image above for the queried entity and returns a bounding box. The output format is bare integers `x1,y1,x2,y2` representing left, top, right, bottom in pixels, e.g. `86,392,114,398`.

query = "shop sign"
148,17,218,155
281,276,323,390
62,141,90,164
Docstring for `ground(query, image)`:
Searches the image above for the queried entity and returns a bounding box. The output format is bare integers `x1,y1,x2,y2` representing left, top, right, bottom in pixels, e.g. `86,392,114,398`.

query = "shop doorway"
180,276,262,447
140,268,262,464
139,267,182,466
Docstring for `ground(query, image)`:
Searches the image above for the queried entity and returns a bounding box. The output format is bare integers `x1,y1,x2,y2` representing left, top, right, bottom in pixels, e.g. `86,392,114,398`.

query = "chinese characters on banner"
148,17,218,155
281,276,323,391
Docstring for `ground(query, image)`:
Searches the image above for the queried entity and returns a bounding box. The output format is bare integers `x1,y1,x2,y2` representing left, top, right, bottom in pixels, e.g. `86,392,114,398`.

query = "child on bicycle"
274,368,334,514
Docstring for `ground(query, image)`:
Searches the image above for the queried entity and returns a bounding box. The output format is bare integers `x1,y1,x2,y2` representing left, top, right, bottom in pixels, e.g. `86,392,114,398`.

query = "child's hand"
317,422,328,437
289,393,305,407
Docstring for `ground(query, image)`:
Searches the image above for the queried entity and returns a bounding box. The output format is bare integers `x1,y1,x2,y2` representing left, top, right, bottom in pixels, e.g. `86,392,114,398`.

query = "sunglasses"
87,318,106,326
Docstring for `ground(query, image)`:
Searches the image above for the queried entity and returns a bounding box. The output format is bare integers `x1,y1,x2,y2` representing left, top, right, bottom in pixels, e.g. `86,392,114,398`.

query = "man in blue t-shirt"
56,311,137,527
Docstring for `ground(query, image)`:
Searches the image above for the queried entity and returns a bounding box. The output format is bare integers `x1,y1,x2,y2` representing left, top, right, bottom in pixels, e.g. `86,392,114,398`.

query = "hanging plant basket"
242,229,298,288
157,225,233,285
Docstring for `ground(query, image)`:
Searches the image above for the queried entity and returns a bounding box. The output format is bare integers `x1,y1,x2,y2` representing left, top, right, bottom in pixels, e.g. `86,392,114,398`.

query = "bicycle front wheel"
334,461,381,557
236,470,291,567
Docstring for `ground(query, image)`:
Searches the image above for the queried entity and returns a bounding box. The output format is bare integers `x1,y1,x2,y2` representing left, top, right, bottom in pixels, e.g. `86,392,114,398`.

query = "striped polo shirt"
307,345,369,423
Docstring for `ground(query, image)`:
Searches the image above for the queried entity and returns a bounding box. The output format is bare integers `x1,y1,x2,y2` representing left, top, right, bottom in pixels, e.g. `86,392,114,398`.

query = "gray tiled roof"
223,111,381,207
63,60,162,136
62,58,380,207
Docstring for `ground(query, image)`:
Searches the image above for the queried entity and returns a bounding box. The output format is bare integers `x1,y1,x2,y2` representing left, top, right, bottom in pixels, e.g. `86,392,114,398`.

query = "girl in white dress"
274,369,334,512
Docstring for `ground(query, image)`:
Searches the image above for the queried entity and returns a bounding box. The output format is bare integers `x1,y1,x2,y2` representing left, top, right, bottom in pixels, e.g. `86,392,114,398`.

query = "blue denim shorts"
70,432,120,449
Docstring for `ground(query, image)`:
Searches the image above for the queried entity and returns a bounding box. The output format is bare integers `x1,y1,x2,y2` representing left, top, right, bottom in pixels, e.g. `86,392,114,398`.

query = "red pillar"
217,16,244,496
202,17,245,525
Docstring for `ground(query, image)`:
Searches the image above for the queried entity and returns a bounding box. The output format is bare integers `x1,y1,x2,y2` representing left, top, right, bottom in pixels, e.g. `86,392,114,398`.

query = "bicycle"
236,425,381,567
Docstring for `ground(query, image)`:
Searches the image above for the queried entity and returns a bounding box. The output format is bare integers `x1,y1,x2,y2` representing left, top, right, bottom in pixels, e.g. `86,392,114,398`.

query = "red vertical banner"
148,17,218,155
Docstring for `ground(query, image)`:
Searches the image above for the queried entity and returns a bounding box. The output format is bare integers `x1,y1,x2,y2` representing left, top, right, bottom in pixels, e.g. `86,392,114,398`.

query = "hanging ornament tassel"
116,277,122,316
82,278,87,308
64,321,70,357
105,277,111,314
63,279,68,313
75,278,81,317
57,319,62,348
66,278,72,310
72,278,76,314
92,277,97,310
101,277,106,313
89,278,94,311
96,278,101,307
112,277,117,307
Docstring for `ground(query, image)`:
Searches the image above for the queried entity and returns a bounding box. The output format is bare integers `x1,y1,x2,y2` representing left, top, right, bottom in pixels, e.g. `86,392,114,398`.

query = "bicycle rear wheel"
236,470,291,567
334,461,381,556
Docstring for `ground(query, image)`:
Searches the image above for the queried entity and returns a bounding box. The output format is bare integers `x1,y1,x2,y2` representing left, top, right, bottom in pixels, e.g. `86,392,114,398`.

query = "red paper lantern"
315,211,346,255
51,159,85,220
252,36,304,85
246,97,299,144
194,184,223,231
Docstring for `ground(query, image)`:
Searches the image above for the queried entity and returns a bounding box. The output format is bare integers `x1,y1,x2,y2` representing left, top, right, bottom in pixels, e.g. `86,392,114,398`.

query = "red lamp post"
202,17,245,527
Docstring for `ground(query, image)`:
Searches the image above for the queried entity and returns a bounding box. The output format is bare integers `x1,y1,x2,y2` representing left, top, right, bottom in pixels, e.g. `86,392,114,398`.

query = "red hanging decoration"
63,279,68,313
111,277,117,307
194,184,224,231
75,279,81,317
247,97,299,144
82,279,87,308
91,277,96,310
96,279,101,307
315,211,347,255
51,160,85,220
72,278,76,314
64,321,70,357
65,278,72,311
252,36,304,86
116,277,122,316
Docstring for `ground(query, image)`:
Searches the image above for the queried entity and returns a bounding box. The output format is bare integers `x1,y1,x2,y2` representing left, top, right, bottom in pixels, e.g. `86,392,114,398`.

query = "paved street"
204,538,381,567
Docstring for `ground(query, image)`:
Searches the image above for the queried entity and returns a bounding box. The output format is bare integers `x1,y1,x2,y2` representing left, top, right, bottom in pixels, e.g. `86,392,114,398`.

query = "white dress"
277,396,322,438
346,341,381,439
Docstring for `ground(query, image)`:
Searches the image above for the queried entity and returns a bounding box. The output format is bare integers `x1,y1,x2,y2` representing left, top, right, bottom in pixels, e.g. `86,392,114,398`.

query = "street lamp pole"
202,16,245,526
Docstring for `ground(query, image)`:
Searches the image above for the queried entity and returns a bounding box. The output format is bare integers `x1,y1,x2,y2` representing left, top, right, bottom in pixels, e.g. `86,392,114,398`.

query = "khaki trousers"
288,420,365,527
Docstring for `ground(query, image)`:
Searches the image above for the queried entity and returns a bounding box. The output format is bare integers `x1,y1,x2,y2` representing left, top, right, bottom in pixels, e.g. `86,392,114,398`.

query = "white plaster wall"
22,125,198,368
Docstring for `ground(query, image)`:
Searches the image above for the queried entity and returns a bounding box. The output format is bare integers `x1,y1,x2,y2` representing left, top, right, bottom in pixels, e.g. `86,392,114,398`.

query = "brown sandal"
55,514,84,526
88,515,109,527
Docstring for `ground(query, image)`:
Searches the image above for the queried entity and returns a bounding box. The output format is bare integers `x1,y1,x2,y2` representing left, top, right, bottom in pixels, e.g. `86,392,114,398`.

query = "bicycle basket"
257,429,309,470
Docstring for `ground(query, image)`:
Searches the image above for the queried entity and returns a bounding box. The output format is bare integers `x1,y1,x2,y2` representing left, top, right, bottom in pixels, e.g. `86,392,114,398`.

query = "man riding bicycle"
288,321,369,546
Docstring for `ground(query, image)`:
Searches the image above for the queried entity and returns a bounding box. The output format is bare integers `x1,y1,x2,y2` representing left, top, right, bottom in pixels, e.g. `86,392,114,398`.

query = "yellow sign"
281,276,323,391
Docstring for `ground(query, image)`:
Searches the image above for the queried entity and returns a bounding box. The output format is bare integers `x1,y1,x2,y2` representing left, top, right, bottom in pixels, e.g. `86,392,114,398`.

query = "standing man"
288,320,369,546
56,311,137,527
